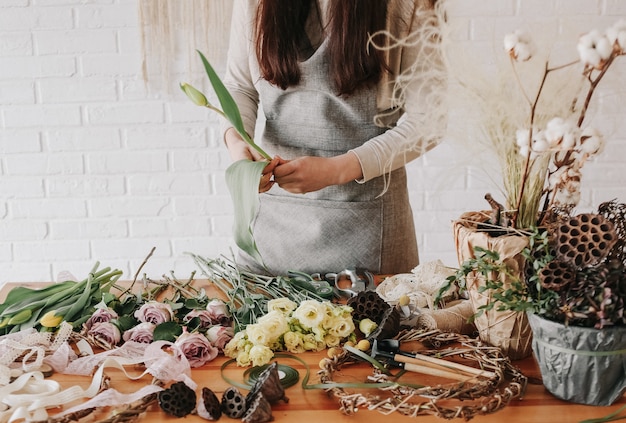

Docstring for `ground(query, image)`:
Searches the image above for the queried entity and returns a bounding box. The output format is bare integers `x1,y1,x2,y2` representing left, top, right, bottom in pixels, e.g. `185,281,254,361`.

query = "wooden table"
2,282,625,423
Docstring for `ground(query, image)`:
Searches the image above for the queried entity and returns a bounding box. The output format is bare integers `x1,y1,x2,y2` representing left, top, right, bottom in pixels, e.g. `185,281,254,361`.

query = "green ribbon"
534,337,626,357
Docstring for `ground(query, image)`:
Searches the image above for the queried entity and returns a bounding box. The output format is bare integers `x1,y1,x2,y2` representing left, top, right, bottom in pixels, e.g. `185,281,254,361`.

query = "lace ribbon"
0,325,195,423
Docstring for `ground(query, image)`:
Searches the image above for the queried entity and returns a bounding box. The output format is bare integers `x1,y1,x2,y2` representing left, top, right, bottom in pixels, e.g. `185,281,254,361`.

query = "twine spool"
415,300,476,335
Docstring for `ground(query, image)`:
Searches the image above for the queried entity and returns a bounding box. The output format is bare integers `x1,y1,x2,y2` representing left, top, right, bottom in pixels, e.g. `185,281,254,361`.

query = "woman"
222,0,445,275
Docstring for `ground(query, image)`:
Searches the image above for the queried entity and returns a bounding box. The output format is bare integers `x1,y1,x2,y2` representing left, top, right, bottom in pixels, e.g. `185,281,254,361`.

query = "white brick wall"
0,0,625,287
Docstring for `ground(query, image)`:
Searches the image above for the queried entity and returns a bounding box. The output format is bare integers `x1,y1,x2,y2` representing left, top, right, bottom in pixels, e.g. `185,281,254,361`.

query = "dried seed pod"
242,392,273,423
366,306,400,342
347,290,389,323
246,361,288,405
553,213,617,268
197,387,221,421
221,386,246,419
158,381,196,418
539,260,576,291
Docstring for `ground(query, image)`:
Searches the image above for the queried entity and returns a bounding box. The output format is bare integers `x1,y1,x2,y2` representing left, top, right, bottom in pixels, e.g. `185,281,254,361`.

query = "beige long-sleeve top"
222,0,445,182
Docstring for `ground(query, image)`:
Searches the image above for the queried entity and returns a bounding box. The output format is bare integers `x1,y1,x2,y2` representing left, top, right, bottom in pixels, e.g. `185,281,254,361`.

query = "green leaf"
225,159,268,269
153,321,183,342
196,50,271,161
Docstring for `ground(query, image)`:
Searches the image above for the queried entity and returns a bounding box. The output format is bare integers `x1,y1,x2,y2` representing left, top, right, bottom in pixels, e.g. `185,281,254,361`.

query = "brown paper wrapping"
454,211,533,360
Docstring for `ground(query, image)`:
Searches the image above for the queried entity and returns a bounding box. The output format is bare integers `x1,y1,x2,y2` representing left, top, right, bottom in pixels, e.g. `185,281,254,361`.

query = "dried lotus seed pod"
539,260,576,291
553,213,617,268
246,361,288,405
197,387,221,421
347,291,389,323
157,381,196,418
221,386,246,419
242,392,273,423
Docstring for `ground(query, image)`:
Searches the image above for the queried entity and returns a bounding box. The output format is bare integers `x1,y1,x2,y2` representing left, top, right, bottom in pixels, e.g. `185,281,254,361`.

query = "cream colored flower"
267,298,297,315
245,323,269,346
283,331,305,354
256,310,289,342
292,300,326,329
249,345,274,367
327,316,355,339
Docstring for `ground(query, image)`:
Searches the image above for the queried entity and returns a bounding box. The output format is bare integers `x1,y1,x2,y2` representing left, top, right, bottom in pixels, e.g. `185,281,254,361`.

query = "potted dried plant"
439,200,626,405
442,19,626,359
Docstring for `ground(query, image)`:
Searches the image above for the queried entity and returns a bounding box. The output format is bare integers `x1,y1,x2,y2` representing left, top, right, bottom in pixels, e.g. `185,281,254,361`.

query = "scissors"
325,268,375,298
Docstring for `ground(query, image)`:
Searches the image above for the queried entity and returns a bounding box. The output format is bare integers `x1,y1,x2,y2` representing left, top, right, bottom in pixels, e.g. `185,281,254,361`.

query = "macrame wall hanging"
138,0,233,93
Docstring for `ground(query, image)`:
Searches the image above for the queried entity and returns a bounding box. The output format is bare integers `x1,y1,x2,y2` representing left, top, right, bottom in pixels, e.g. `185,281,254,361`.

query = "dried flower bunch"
439,200,626,329
448,19,626,230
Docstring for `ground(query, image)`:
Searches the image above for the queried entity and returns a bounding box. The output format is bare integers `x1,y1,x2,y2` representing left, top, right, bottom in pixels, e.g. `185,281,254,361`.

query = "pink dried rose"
123,322,156,343
205,325,234,351
88,322,121,349
174,331,219,368
206,299,231,326
183,309,215,330
134,301,174,324
85,307,118,331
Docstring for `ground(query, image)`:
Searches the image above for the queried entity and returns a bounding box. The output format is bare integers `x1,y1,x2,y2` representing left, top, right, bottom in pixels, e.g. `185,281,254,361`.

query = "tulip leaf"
196,50,271,161
225,159,267,269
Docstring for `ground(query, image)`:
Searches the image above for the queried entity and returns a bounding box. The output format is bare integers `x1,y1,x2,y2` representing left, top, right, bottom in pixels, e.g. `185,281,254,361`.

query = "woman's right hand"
224,127,278,193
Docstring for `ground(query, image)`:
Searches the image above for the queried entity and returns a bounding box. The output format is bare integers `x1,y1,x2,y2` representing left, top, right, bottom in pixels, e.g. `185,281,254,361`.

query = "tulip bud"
180,82,209,107
8,309,32,325
40,310,64,328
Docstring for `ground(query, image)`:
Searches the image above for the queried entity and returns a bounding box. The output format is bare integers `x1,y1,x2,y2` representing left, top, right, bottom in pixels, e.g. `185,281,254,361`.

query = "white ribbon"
1,334,194,422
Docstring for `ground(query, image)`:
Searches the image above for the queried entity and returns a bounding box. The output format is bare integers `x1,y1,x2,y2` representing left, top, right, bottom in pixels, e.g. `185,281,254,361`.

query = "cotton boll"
606,19,626,52
580,127,605,156
578,30,611,69
504,29,534,61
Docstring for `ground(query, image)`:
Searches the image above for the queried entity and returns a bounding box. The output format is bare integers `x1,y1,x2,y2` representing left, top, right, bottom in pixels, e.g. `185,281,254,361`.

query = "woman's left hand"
273,153,363,194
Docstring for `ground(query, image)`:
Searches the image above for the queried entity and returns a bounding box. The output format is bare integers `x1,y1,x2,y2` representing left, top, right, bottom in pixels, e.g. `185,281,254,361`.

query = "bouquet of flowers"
224,298,356,367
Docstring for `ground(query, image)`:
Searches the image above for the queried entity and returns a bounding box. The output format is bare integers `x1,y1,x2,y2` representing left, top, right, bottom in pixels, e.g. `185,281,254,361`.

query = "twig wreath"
318,329,528,420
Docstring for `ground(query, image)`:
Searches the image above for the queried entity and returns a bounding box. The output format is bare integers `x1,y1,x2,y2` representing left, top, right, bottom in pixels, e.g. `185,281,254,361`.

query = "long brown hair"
254,0,389,95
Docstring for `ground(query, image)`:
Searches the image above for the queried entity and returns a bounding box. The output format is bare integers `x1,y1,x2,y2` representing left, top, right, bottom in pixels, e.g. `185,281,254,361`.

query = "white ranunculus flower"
327,315,355,338
256,310,289,342
292,300,326,329
245,323,270,346
267,297,297,315
283,331,305,354
249,344,274,367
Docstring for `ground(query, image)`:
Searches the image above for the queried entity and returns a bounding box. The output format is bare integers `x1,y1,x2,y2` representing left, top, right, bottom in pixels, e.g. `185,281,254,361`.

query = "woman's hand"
273,152,363,194
224,127,279,193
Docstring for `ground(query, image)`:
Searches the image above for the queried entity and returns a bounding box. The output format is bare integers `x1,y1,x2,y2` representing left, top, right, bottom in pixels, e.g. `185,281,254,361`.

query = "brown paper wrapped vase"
454,211,533,360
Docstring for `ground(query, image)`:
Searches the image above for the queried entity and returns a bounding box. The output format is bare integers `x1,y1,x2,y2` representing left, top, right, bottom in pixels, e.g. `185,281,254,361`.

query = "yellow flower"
40,310,64,328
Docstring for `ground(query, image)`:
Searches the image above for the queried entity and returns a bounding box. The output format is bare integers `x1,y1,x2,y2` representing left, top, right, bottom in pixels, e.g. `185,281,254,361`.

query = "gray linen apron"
239,36,418,276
